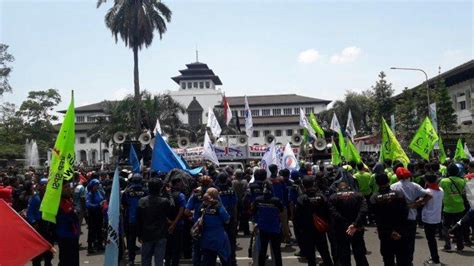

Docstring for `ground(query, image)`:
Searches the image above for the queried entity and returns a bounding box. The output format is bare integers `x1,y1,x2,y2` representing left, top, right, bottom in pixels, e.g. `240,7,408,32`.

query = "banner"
282,143,299,170
202,132,219,166
105,168,120,266
206,107,222,137
345,110,357,141
408,117,439,160
300,108,316,139
380,118,409,166
244,96,253,138
40,92,75,223
261,140,277,177
330,113,341,132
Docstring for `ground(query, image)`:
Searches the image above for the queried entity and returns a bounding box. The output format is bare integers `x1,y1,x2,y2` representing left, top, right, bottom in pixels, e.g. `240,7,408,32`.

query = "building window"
263,130,271,136
460,101,466,110
87,116,96,123
251,109,260,117
76,116,85,123
90,137,97,144
79,137,86,144
262,109,271,116
294,108,300,115
188,82,192,88
193,81,198,88
286,129,293,136
252,131,260,137
299,129,304,135
189,110,203,127
275,130,282,137
272,109,281,116
205,81,210,88
240,110,245,117
283,108,292,115
305,107,314,114
199,82,204,89
181,82,186,89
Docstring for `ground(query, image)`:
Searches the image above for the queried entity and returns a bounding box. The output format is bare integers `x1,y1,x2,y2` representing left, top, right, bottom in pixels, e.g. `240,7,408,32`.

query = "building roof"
53,122,96,132
58,101,110,113
171,62,223,85
236,115,300,126
222,94,331,107
187,97,204,111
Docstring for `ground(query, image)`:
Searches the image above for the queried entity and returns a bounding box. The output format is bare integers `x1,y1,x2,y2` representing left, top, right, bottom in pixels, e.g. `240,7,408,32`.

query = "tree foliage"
0,43,15,96
371,71,395,130
395,88,419,145
435,79,457,134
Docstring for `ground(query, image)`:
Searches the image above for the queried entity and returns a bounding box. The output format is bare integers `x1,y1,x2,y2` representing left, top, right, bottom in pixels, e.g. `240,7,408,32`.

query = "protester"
56,180,80,266
232,169,250,235
164,177,186,266
422,172,444,265
86,177,106,254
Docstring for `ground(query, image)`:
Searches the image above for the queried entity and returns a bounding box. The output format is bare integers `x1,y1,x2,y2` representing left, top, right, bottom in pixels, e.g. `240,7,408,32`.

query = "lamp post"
390,67,430,113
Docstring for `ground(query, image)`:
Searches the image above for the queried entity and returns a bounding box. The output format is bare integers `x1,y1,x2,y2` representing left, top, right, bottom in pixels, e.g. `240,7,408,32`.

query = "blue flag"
151,134,203,175
129,145,141,173
104,167,120,266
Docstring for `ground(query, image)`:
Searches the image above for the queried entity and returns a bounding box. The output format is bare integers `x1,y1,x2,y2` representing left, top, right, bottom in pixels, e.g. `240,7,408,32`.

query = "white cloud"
111,88,130,100
330,46,362,64
298,49,321,64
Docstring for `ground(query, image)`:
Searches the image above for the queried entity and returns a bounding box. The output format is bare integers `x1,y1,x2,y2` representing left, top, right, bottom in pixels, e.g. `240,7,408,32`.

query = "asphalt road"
42,224,474,266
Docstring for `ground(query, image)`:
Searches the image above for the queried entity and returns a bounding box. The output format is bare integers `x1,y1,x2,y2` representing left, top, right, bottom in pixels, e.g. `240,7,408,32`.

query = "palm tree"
97,0,172,135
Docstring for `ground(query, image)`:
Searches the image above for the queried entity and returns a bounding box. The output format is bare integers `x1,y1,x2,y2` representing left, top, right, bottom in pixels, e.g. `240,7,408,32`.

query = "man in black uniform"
370,173,409,266
329,181,368,266
294,176,333,266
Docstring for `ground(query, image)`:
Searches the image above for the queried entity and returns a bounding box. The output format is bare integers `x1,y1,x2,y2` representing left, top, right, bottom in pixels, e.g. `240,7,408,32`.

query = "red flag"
0,199,52,265
223,95,232,125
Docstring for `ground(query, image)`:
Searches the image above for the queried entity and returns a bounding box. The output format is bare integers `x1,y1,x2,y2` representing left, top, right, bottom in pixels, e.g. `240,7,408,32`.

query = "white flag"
206,107,222,137
244,96,253,138
223,95,233,126
299,108,316,139
261,140,277,177
282,143,299,170
464,143,473,161
330,113,341,132
154,118,162,135
202,132,219,166
345,110,357,141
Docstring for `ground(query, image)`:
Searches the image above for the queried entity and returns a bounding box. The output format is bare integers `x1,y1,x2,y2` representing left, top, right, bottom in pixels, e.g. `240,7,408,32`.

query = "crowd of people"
0,157,474,266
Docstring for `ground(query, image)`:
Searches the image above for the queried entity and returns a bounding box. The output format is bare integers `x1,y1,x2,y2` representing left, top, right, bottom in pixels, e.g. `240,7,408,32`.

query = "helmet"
455,163,466,176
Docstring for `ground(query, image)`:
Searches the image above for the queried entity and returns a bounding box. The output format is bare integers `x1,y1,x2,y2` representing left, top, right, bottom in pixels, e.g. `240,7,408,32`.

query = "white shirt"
422,188,444,224
391,179,429,220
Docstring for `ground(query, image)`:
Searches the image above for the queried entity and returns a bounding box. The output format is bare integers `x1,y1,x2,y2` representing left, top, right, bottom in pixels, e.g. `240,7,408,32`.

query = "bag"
449,177,470,210
312,213,329,233
191,209,205,241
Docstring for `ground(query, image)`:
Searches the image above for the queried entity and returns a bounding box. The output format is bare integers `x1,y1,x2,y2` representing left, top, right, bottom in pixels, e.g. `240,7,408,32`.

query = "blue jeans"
141,238,167,266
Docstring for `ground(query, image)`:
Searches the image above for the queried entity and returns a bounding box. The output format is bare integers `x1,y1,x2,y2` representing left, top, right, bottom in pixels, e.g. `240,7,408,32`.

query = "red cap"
395,167,412,180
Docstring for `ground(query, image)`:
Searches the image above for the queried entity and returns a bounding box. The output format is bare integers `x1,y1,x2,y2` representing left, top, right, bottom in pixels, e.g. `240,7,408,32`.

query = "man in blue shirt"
268,164,289,243
86,178,106,254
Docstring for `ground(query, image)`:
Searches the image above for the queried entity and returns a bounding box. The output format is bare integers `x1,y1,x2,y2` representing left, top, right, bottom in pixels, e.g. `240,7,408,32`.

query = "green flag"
346,139,362,164
40,93,75,223
438,135,447,164
408,117,439,160
380,118,409,166
308,113,325,138
331,140,342,166
338,129,346,159
454,138,467,161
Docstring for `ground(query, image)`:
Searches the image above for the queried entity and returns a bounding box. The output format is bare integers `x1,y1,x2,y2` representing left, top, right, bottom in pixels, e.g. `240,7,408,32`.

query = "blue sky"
0,0,472,112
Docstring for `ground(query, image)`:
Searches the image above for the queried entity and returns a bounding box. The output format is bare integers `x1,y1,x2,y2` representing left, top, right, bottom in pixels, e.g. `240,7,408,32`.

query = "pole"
390,67,430,113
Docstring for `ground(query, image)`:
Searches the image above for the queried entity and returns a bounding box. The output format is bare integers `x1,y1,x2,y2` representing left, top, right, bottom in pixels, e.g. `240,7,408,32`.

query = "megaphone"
315,138,327,151
238,135,248,146
113,131,127,144
138,132,152,145
291,133,303,145
178,137,190,148
265,134,275,145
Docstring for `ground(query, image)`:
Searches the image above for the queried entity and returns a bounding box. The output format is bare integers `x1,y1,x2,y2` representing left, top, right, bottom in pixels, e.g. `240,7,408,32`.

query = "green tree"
0,44,15,96
371,71,395,131
0,103,25,159
435,79,457,134
395,88,419,146
97,0,172,136
17,89,62,158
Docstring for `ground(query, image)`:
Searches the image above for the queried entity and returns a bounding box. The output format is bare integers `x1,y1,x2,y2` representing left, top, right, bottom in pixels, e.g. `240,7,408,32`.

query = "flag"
390,114,396,133
40,92,75,223
154,118,162,135
331,140,342,166
223,95,232,125
438,135,447,164
234,112,241,132
308,113,325,138
454,139,467,161
151,134,203,175
345,110,357,141
206,107,222,137
408,117,439,160
464,142,473,161
300,108,316,139
429,103,438,133
380,118,409,166
244,95,253,138
261,140,277,177
0,199,52,265
346,139,362,164
337,129,347,159
202,132,219,166
129,145,141,173
282,143,299,170
105,168,120,266
330,113,341,132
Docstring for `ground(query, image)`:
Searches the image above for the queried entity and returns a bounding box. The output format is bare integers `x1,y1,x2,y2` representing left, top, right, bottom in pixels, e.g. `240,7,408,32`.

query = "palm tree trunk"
133,45,141,136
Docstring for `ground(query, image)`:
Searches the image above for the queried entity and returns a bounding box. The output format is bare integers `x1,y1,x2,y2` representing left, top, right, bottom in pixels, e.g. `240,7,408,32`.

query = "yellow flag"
40,92,75,223
380,118,409,166
408,117,439,160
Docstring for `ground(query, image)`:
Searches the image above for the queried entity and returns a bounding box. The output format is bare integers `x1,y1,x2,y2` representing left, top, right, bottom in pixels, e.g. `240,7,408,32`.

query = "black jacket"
294,189,329,233
136,194,173,242
370,187,408,234
329,189,367,229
